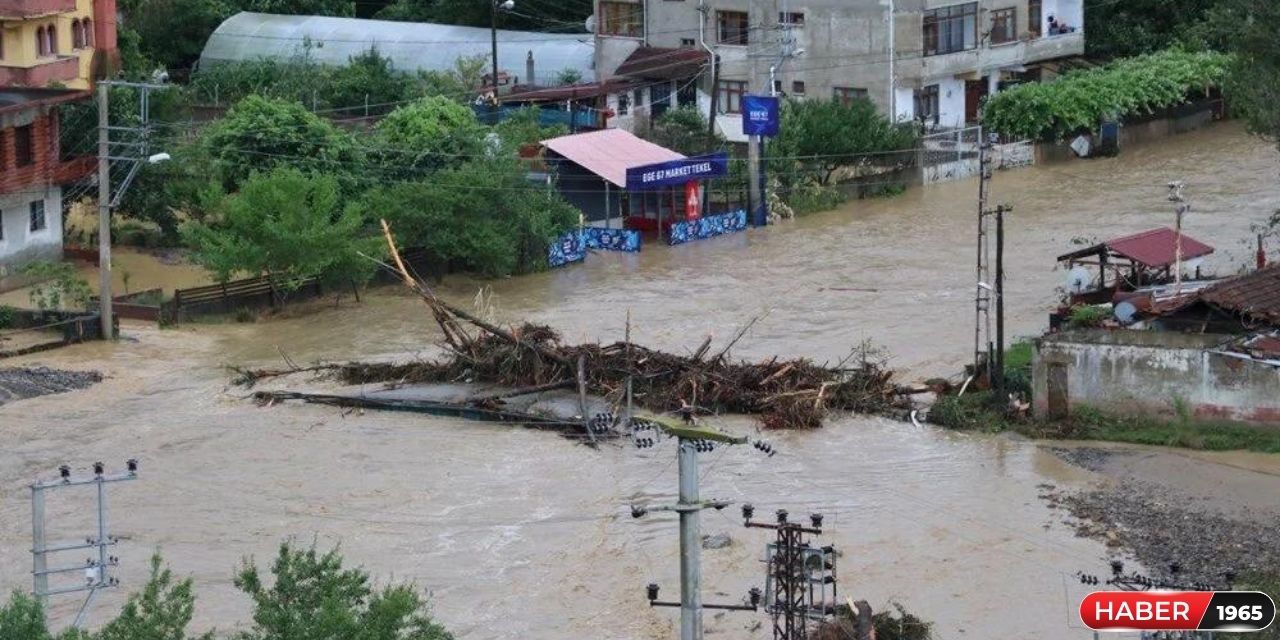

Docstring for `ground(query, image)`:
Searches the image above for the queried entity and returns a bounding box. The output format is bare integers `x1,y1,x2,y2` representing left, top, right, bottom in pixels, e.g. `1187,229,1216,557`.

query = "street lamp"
491,0,515,101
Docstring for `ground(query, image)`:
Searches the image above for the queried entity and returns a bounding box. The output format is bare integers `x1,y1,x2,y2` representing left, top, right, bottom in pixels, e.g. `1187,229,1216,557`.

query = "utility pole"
633,418,767,640
31,460,139,629
1167,180,1189,294
887,0,896,121
972,134,994,377
743,506,837,640
96,82,112,340
97,80,170,339
992,203,1010,399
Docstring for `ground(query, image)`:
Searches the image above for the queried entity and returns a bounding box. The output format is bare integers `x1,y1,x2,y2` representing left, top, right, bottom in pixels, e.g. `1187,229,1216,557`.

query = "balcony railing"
0,0,76,18
0,56,80,86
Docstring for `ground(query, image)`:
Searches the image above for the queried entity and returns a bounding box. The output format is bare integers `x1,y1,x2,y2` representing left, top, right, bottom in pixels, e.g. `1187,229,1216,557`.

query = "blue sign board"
625,152,729,191
742,95,780,136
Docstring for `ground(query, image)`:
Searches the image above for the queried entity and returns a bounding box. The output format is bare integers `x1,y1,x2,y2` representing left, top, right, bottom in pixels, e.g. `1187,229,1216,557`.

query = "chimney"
526,51,535,86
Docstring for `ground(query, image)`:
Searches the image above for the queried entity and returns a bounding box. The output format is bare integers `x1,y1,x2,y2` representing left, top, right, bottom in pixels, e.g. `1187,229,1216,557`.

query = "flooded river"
2,123,1278,639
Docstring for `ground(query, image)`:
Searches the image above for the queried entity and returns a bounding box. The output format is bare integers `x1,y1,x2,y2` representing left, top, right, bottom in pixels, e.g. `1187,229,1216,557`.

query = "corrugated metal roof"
1057,227,1214,268
198,13,594,85
1200,264,1280,325
542,129,684,188
614,46,708,80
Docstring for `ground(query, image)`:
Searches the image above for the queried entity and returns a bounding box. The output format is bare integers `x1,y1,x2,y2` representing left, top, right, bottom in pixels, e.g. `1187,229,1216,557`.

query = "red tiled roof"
1199,264,1280,325
502,80,638,103
614,46,709,80
542,129,684,187
1106,227,1215,269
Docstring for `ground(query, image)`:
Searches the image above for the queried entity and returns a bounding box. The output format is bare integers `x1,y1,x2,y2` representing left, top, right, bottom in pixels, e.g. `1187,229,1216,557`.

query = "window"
923,2,977,56
35,26,45,56
632,88,644,107
772,79,782,95
617,91,630,116
1028,0,1042,37
791,80,806,95
72,19,82,49
680,38,695,46
14,125,33,167
914,85,940,124
0,29,5,59
84,18,93,46
990,8,1016,44
779,11,804,26
599,1,643,38
833,86,868,105
717,10,749,45
30,201,46,233
47,24,56,54
717,79,747,113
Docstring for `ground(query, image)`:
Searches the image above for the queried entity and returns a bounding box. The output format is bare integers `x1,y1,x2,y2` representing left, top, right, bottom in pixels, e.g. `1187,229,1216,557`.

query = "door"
964,79,987,124
650,83,672,118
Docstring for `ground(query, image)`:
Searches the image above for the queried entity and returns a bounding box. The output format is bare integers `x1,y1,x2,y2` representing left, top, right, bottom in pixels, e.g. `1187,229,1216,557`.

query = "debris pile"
236,222,910,429
0,367,102,406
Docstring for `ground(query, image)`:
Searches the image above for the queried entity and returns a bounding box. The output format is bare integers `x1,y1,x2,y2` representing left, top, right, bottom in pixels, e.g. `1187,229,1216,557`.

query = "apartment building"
0,0,118,89
594,0,1083,133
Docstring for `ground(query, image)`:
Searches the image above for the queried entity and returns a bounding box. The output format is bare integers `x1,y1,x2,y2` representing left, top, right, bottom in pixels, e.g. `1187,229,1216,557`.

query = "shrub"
929,391,1005,431
370,96,486,179
0,306,15,330
21,261,93,312
1067,305,1109,328
982,49,1231,141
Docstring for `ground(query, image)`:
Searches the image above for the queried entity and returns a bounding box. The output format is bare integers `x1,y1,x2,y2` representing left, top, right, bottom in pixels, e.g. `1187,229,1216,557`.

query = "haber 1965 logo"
1081,591,1275,632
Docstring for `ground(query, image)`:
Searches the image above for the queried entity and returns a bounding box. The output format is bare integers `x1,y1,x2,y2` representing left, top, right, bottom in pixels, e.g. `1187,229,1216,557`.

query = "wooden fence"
169,275,328,323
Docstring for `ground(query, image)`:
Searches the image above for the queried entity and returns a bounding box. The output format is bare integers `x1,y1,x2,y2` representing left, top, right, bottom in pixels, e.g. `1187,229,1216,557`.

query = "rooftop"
1057,227,1214,269
0,87,88,115
542,129,684,188
614,46,709,80
1197,264,1280,326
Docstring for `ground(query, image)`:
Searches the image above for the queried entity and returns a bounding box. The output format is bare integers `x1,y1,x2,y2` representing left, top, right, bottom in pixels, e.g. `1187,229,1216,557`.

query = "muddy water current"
1,123,1278,639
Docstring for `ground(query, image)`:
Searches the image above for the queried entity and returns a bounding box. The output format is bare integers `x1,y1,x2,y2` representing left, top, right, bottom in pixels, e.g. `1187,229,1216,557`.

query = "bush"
982,49,1231,141
782,182,847,215
0,306,14,330
20,261,92,312
643,106,719,156
355,158,578,277
1067,305,1109,328
929,391,1005,431
1004,339,1034,397
370,96,486,180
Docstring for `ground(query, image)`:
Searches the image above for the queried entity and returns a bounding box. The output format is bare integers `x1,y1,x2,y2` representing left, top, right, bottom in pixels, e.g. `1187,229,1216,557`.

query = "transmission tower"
31,460,139,629
630,416,772,640
743,506,837,640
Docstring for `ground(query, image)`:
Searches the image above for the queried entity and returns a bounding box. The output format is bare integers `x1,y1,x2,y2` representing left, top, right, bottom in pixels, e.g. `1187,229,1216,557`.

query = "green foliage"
1222,573,1279,640
240,0,353,16
0,591,52,640
982,49,1232,141
202,95,360,191
233,541,453,640
371,96,486,178
1084,0,1234,59
770,98,917,186
491,107,567,151
643,106,718,156
929,391,1006,432
354,158,578,277
182,168,380,288
782,182,847,216
95,554,212,640
21,261,93,312
118,145,218,242
414,55,488,102
1067,406,1280,453
0,305,14,330
1222,0,1280,152
1067,305,1109,328
374,0,587,32
555,68,583,85
117,0,234,72
1003,339,1034,398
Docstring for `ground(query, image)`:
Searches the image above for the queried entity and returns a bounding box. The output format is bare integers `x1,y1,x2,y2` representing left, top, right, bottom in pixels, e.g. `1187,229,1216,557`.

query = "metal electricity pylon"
631,416,770,640
743,506,837,640
31,460,139,628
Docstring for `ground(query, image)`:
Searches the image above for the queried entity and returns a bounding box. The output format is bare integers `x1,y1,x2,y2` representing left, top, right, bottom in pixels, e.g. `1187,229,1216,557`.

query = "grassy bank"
931,391,1280,454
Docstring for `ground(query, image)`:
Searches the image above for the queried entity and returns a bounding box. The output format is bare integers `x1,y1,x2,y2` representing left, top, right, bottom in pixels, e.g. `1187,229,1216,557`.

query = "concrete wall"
602,0,1085,127
1032,329,1280,427
0,185,63,290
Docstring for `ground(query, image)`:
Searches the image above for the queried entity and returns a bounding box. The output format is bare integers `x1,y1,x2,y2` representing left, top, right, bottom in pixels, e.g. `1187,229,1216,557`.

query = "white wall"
893,87,916,122
936,77,967,129
0,186,64,281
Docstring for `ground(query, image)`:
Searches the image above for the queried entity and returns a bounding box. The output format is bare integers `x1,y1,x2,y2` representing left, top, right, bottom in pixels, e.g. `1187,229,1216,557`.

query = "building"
199,13,596,88
0,0,118,89
0,87,93,287
593,0,1084,133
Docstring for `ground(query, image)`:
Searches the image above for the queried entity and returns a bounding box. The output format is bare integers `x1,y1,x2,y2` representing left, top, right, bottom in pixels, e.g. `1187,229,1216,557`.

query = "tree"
353,158,578,277
117,144,219,242
21,261,93,312
233,542,453,640
643,106,719,156
771,98,917,186
182,168,380,289
326,48,414,115
374,0,588,31
95,555,213,640
1222,0,1280,151
414,55,487,103
0,591,53,640
117,0,233,72
201,95,360,192
370,96,486,179
491,107,567,151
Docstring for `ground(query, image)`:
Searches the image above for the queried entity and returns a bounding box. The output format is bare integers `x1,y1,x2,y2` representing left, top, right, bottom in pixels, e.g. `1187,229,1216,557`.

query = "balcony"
914,30,1085,81
0,56,80,87
0,0,75,18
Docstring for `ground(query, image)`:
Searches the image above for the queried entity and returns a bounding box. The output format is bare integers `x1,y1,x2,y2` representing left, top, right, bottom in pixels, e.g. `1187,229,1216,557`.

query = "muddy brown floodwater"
2,123,1278,640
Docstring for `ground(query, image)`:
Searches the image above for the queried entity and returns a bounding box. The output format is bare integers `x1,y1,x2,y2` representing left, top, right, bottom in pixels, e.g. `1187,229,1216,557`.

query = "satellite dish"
584,14,596,33
1065,266,1092,294
1114,301,1137,325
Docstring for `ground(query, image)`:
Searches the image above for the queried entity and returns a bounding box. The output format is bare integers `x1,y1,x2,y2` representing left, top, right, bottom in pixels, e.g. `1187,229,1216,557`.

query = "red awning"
1058,227,1214,269
542,129,685,188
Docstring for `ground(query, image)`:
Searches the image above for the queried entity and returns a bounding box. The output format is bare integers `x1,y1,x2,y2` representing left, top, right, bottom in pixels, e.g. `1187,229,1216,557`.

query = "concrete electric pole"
31,460,139,629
